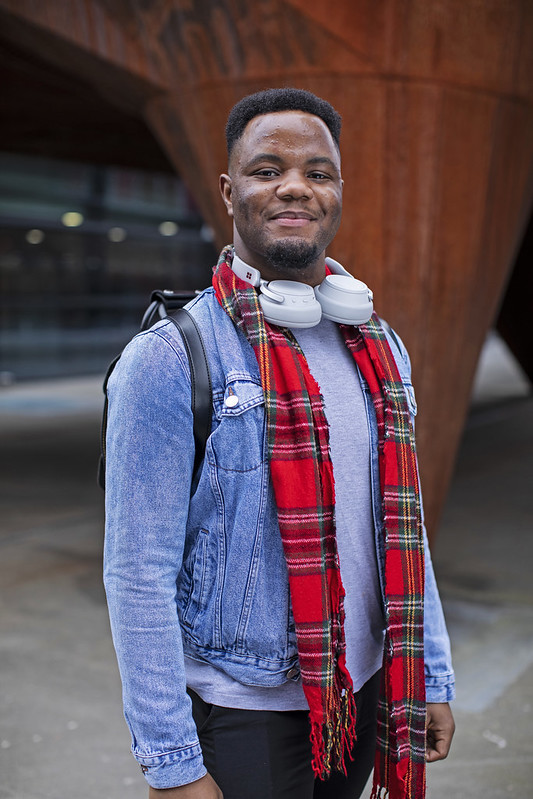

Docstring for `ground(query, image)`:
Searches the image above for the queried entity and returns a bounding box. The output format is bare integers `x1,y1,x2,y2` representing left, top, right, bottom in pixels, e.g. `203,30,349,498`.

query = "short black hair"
225,88,341,157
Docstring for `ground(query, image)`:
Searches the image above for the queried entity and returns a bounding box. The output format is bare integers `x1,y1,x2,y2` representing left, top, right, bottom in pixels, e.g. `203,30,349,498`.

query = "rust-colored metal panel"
1,0,532,536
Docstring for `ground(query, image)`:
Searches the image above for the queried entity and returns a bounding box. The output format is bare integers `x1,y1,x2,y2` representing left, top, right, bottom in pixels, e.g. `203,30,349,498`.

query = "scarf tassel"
311,686,357,779
370,787,389,799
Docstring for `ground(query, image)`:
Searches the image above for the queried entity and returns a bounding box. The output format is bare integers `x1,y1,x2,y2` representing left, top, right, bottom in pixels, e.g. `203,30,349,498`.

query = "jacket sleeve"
423,530,456,702
382,323,456,704
103,323,207,788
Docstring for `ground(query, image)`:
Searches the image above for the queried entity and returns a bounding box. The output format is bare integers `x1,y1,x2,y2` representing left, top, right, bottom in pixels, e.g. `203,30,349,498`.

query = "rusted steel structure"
1,0,532,536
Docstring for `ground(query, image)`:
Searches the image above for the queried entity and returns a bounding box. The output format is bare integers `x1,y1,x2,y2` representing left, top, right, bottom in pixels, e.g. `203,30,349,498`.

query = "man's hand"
426,702,455,762
148,773,223,798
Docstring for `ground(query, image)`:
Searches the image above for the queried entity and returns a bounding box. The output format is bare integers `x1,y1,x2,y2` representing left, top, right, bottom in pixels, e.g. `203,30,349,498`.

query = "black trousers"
188,670,380,799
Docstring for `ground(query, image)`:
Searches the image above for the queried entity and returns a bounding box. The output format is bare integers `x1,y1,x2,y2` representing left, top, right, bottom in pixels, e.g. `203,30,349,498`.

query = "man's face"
220,110,343,285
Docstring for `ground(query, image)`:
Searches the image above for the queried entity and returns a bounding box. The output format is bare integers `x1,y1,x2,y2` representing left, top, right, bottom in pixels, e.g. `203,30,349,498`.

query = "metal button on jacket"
224,390,239,408
286,666,300,680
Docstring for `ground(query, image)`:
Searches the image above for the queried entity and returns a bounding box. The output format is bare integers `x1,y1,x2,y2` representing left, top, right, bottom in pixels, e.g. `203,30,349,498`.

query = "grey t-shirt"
185,317,385,709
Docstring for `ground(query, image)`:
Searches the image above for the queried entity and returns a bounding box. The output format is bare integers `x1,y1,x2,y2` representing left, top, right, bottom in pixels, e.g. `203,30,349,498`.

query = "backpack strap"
167,307,212,480
141,290,199,331
98,303,212,492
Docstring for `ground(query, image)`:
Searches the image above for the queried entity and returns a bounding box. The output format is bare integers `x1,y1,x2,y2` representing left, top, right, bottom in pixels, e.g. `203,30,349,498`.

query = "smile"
269,212,316,228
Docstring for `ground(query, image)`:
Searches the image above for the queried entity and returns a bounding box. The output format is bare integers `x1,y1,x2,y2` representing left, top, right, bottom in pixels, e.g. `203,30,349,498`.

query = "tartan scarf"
213,246,426,798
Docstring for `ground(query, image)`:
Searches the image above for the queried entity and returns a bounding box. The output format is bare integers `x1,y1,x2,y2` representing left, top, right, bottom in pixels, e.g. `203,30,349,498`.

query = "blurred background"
0,2,532,797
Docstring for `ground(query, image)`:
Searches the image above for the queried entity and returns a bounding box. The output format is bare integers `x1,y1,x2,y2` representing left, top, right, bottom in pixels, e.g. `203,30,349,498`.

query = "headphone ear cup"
314,275,373,325
259,281,322,328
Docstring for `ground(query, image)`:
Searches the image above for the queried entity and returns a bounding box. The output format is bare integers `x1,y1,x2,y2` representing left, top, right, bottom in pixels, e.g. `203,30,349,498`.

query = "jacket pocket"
209,375,266,472
181,528,213,629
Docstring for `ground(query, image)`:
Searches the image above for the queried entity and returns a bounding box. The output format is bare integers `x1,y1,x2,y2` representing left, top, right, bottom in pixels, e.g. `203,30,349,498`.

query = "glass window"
0,154,217,380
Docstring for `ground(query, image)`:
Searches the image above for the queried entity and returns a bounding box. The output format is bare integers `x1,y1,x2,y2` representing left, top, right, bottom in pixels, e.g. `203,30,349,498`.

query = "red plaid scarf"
213,246,426,797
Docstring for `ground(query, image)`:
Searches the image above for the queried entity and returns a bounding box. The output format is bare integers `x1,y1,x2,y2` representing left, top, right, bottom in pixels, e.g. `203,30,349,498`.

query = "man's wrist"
148,772,223,797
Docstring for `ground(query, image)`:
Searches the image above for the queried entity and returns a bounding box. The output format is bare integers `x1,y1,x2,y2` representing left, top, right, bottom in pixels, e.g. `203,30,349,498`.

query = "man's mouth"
269,211,315,227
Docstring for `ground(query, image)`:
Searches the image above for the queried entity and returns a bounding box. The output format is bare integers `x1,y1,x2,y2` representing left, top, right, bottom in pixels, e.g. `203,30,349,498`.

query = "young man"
104,88,455,799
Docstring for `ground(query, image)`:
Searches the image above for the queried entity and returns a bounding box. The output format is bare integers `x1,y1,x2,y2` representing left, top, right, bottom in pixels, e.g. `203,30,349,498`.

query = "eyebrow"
244,153,340,172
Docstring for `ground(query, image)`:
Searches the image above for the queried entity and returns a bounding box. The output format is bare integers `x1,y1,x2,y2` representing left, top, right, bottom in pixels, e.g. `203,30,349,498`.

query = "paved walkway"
0,337,531,798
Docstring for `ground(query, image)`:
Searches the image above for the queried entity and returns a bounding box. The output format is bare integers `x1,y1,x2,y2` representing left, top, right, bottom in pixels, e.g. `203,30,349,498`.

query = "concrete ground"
0,334,531,798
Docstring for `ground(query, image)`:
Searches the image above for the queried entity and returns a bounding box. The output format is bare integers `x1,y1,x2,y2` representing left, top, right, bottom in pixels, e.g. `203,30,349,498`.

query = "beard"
264,239,321,276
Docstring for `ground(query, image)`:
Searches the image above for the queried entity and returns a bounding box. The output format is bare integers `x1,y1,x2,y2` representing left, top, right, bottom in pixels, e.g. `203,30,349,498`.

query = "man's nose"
275,170,312,200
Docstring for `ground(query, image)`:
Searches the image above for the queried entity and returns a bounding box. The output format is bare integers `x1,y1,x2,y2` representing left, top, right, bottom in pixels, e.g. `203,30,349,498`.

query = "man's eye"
254,169,279,177
309,172,329,180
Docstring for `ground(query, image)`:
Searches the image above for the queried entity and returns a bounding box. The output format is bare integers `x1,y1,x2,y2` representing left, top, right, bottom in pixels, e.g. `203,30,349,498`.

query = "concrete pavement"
0,336,531,798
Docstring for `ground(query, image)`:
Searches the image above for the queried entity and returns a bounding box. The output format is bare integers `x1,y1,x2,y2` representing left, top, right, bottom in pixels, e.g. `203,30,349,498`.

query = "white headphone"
231,253,373,328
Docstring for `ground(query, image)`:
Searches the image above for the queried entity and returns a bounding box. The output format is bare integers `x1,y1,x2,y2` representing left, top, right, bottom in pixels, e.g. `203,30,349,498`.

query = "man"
104,88,455,799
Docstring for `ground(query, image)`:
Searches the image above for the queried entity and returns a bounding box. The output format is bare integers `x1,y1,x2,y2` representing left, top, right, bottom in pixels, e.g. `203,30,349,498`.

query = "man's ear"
219,174,233,218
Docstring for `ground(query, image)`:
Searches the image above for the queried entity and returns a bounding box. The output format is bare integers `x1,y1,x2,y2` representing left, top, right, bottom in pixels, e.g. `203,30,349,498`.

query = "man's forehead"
231,110,340,164
243,109,332,138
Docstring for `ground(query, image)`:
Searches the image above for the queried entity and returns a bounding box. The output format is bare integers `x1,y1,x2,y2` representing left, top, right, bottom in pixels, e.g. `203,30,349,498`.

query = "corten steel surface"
1,0,532,536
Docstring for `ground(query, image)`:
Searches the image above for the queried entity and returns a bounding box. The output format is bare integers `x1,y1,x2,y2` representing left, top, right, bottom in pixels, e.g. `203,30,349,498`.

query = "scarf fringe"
370,787,389,799
312,686,357,779
370,765,425,799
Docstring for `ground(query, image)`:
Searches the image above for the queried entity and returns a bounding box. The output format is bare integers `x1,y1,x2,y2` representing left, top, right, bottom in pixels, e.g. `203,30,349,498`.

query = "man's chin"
264,240,320,275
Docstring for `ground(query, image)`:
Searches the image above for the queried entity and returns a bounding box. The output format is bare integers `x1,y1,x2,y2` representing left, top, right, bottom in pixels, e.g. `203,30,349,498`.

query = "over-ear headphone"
231,253,373,328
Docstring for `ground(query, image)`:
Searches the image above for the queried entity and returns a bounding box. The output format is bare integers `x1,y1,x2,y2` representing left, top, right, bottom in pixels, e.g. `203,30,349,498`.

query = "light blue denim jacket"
104,288,455,790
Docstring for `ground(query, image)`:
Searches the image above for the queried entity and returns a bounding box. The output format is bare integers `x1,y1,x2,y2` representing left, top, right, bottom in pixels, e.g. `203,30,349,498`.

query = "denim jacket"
104,288,455,789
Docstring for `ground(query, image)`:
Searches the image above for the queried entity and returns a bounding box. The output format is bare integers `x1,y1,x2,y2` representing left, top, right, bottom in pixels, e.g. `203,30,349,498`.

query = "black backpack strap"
141,290,198,332
166,307,212,479
98,302,212,492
